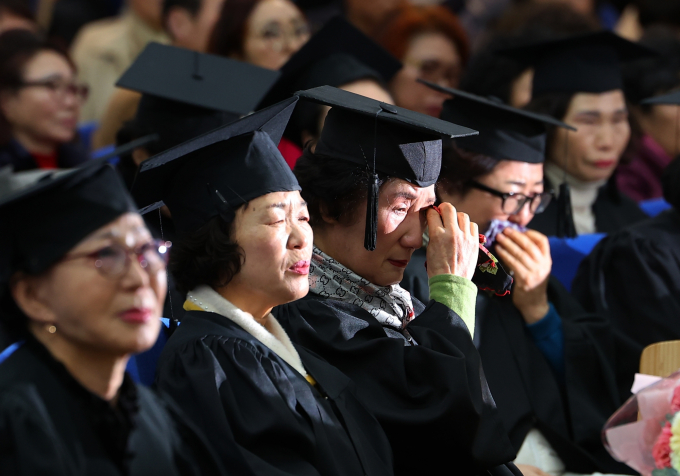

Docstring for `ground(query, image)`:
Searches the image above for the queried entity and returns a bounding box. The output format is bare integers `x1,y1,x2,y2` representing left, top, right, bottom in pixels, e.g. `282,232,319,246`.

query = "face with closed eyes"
223,191,313,313
314,178,435,286
550,90,630,182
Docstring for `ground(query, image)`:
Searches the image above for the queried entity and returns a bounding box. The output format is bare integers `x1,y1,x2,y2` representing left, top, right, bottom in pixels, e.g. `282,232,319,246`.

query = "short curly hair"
293,145,388,229
169,213,246,296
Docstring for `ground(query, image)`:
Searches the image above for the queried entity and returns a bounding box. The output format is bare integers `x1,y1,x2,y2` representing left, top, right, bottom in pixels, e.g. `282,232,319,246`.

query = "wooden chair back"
640,341,680,377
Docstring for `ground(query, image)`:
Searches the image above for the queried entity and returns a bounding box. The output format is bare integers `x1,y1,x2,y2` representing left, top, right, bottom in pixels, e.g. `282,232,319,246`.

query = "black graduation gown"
0,338,227,476
401,250,628,473
528,176,648,236
155,310,394,476
572,208,680,403
273,294,520,476
0,140,89,172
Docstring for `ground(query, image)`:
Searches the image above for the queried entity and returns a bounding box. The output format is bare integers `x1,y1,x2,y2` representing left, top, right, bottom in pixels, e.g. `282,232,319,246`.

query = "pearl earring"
47,325,56,334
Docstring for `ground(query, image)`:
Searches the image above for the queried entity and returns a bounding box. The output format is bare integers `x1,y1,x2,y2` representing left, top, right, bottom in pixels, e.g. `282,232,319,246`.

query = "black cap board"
132,97,300,238
258,16,402,109
296,85,478,250
0,161,137,283
117,42,280,115
499,31,655,95
642,90,680,105
419,79,575,164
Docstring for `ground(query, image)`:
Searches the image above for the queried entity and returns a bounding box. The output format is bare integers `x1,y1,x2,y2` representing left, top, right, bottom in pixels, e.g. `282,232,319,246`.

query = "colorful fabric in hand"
308,247,415,329
483,219,527,247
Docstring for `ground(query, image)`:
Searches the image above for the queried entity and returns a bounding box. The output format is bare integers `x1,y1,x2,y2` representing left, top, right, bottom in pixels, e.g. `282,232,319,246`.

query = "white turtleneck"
544,162,607,235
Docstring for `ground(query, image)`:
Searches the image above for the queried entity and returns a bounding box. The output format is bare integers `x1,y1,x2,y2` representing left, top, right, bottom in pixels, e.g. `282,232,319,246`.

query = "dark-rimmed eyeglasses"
18,78,89,102
62,239,171,279
470,181,553,215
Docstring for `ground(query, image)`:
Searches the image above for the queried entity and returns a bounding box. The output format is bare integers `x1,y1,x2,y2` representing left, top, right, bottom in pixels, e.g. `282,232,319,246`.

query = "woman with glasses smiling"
0,30,89,172
0,162,230,475
402,85,631,476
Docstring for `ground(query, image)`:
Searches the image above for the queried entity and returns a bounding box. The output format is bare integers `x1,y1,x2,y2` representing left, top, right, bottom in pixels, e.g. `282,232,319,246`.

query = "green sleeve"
428,274,477,338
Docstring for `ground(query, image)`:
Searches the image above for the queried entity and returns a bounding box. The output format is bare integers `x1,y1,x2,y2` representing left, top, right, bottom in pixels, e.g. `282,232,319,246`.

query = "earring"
47,325,56,334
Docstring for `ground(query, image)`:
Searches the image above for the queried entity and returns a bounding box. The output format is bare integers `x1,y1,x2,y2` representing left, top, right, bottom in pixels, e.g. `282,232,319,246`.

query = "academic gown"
401,250,629,474
155,310,394,476
273,294,520,476
572,208,680,403
0,337,227,476
528,176,648,236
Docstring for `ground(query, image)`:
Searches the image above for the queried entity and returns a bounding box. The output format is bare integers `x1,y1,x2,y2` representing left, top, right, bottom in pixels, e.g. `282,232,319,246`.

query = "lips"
592,160,616,169
119,308,153,324
388,259,409,268
289,260,310,275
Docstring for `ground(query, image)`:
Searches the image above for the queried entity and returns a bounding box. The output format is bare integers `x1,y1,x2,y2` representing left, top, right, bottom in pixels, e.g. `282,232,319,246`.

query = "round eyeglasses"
18,78,89,103
62,239,171,279
470,181,553,215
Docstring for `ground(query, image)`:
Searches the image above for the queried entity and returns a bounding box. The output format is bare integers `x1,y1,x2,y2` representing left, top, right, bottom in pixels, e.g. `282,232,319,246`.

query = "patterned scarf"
308,247,415,329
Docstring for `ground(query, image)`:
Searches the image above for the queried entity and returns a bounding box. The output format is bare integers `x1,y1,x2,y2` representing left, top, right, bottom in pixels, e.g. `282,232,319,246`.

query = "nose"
121,253,152,290
509,202,534,227
400,210,426,249
288,220,311,250
596,123,615,150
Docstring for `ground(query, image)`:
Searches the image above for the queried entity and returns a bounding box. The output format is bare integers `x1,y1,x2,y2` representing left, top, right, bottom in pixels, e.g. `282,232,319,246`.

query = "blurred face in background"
550,90,630,182
130,0,165,30
634,102,680,158
0,50,85,154
240,0,310,70
390,30,462,117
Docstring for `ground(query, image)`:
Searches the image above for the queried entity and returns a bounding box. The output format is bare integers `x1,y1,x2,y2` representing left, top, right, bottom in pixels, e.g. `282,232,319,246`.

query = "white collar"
186,285,307,377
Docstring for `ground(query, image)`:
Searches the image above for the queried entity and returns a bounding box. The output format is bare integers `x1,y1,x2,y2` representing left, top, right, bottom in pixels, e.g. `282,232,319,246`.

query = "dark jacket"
0,140,89,172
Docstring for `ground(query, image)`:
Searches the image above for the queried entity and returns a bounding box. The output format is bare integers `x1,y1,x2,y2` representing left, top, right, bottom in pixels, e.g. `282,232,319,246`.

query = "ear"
10,273,57,325
165,7,192,42
131,147,150,167
318,202,338,225
0,89,17,121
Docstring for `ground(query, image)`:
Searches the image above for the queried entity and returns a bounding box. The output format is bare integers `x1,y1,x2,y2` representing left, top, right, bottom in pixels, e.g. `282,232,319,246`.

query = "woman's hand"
426,203,479,280
515,464,553,476
495,228,552,324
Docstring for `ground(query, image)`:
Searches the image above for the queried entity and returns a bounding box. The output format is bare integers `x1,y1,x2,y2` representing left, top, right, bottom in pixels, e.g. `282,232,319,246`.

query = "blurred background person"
91,0,225,150
379,4,469,117
208,0,310,70
0,0,36,34
70,0,169,124
618,28,680,201
0,29,88,171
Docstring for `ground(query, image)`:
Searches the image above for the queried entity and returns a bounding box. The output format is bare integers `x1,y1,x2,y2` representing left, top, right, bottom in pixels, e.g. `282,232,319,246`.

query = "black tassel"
364,173,379,251
556,182,577,238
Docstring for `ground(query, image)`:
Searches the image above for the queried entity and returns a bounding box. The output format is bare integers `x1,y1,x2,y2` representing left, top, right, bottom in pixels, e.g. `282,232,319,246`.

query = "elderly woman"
274,86,518,476
0,29,88,171
208,0,310,70
509,31,650,236
402,84,632,476
0,161,227,475
135,98,394,475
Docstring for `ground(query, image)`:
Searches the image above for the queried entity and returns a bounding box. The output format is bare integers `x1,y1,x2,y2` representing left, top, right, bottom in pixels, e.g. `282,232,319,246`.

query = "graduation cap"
0,161,136,283
420,79,575,164
131,97,300,238
117,42,281,155
499,31,655,95
258,16,402,109
296,85,478,250
642,90,680,105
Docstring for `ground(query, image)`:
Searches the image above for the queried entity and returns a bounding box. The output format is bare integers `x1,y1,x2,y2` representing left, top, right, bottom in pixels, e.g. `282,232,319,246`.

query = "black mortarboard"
258,16,402,109
118,42,280,115
296,85,478,250
420,80,575,164
500,31,655,95
0,161,136,283
642,90,680,105
132,97,300,238
118,42,281,155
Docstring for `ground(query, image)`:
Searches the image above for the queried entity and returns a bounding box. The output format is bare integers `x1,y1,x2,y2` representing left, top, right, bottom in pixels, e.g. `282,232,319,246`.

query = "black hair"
169,215,245,296
0,283,29,340
162,0,202,22
634,0,680,30
437,141,500,198
293,144,388,229
524,92,575,164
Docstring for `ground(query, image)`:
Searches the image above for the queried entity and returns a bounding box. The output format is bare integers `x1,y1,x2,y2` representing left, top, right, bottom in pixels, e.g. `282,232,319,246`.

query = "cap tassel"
364,173,379,251
556,182,576,238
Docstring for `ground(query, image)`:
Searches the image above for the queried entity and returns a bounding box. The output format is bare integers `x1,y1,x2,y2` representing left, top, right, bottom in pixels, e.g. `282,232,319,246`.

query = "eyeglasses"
470,181,553,215
405,58,461,88
257,22,310,52
62,239,171,279
18,78,89,102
